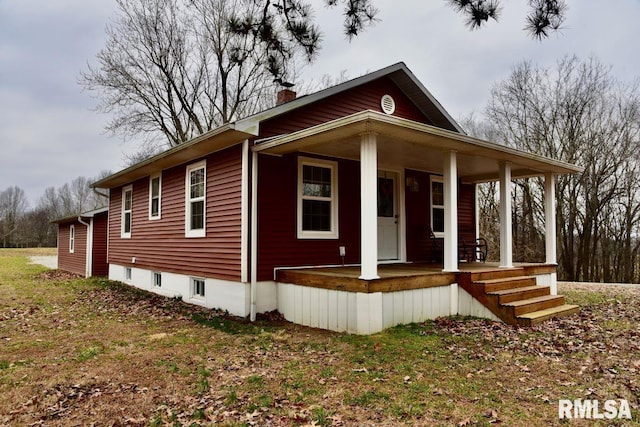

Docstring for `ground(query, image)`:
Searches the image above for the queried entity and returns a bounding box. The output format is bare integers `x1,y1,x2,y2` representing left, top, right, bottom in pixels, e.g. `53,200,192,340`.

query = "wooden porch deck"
275,262,557,294
275,262,579,326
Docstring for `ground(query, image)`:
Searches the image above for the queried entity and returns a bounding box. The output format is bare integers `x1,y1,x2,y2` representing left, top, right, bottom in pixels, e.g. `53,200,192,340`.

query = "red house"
92,63,581,334
53,207,109,278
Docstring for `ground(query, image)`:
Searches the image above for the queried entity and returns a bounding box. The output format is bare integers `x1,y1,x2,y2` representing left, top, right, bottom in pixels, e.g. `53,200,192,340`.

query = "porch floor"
275,262,556,294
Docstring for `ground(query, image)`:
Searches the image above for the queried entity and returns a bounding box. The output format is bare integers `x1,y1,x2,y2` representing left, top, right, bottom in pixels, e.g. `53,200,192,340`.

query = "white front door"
377,171,399,260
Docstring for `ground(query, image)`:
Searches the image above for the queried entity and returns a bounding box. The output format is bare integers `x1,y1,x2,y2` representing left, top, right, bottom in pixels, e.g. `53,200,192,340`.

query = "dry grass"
0,249,638,426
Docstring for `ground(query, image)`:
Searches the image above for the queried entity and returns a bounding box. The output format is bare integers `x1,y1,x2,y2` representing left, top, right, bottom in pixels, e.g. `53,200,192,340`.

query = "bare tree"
485,55,640,282
81,0,280,149
0,186,28,248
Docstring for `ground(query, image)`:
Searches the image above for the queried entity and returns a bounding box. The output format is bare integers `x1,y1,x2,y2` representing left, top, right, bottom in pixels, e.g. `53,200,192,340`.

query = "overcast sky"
1,0,639,206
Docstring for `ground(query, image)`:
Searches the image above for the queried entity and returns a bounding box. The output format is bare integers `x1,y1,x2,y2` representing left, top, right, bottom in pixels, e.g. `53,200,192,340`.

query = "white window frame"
185,160,206,238
297,157,339,239
430,176,445,238
69,224,75,253
149,173,162,220
125,267,132,281
121,185,133,238
191,277,206,299
153,271,162,288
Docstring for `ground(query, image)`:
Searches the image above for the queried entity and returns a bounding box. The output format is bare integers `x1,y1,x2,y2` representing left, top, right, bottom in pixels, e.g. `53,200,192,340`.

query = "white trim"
185,160,207,238
121,185,133,238
241,140,249,283
297,156,339,239
250,151,259,321
85,218,93,278
69,224,75,253
149,173,162,220
429,176,444,238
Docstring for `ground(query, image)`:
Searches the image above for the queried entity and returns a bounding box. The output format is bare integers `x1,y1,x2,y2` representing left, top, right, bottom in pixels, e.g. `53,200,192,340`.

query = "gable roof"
93,62,462,189
234,62,464,135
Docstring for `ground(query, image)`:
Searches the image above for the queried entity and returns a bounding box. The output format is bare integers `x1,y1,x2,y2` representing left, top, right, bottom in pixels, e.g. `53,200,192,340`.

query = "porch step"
469,268,527,282
516,304,581,327
459,271,579,326
488,285,551,304
475,276,537,293
502,294,566,316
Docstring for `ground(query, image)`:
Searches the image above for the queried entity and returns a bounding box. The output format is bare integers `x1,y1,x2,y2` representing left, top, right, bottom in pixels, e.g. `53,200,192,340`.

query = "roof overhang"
51,207,109,225
92,125,254,189
252,110,583,182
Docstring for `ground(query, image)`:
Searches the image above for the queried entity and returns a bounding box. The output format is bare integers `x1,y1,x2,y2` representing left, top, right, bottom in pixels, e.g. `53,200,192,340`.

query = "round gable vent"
380,94,396,115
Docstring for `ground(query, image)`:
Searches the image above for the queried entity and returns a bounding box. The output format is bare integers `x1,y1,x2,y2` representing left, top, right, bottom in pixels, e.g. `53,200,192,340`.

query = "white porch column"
499,161,513,268
360,132,379,280
544,173,557,265
443,150,459,272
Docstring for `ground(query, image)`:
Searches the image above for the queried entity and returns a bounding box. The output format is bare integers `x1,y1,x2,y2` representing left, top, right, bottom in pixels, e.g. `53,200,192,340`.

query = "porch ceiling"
253,110,582,182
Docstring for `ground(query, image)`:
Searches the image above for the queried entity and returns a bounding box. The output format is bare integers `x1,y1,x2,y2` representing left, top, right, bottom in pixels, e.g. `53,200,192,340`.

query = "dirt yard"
1,249,638,426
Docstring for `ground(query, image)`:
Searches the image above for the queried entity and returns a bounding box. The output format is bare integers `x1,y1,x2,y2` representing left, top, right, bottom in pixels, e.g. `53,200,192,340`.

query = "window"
149,174,161,219
125,267,132,281
122,185,133,238
153,272,162,288
191,277,205,298
297,157,338,239
430,177,444,236
69,225,75,253
186,161,206,237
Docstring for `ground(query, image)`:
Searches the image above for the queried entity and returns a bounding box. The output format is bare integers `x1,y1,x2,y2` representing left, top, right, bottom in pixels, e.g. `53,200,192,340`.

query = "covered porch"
253,110,582,333
253,110,581,277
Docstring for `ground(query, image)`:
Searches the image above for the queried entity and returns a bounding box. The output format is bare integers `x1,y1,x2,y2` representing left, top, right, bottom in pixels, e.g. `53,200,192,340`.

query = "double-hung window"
430,176,444,237
149,174,161,220
186,161,206,237
69,225,75,253
297,157,338,239
122,185,133,238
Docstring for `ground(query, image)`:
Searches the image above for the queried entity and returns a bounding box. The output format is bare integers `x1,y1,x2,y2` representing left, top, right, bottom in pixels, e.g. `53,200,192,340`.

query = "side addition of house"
91,62,582,334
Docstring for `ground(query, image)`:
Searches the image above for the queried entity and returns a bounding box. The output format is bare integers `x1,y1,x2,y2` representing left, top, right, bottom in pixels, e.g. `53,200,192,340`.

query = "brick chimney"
276,88,297,105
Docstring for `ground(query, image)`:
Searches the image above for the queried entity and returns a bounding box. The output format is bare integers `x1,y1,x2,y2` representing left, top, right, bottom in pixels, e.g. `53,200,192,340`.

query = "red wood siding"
257,153,361,281
259,77,430,138
405,169,476,262
57,222,87,276
108,145,243,281
91,211,109,276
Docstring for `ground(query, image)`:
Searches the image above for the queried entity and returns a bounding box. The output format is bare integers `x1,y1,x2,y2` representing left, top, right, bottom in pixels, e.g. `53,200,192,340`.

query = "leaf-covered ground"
1,250,638,426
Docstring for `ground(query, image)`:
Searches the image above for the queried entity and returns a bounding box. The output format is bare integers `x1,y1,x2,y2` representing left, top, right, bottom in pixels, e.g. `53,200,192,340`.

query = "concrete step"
474,276,538,293
516,304,581,326
488,285,551,304
503,294,566,316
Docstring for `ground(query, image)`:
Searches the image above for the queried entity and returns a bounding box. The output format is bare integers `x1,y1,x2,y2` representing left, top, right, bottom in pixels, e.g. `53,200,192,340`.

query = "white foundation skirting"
108,265,554,334
109,264,278,317
276,282,464,334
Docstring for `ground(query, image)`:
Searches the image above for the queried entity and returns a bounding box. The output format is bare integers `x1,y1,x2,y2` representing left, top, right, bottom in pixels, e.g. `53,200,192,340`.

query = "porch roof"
252,110,583,182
